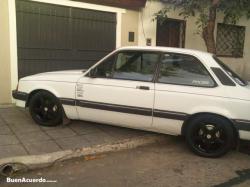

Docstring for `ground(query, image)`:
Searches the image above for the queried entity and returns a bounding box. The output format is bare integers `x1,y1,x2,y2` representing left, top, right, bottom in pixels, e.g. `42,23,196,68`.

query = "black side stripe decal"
154,109,189,121
60,98,76,106
233,119,250,131
60,98,188,119
59,98,250,131
76,100,153,116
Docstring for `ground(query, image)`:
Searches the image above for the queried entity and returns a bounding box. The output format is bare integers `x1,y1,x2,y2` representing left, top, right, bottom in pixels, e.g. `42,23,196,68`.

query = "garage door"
16,0,116,78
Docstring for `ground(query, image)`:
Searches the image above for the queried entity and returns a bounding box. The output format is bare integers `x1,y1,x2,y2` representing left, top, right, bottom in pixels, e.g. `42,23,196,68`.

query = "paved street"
0,139,250,187
0,107,150,159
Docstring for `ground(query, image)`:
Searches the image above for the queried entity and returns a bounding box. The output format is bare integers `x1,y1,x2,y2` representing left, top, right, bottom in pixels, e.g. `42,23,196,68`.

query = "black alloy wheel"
29,91,63,126
185,115,235,158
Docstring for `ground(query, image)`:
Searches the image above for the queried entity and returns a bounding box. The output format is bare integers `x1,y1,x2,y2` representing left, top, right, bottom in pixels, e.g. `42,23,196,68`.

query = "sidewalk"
0,107,155,160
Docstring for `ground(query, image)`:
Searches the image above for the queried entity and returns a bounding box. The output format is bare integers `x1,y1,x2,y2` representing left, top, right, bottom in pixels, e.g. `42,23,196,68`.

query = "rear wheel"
185,115,235,158
29,91,63,126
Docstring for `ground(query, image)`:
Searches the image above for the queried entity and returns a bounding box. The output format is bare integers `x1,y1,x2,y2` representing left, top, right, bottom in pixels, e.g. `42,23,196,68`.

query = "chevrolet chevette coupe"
13,46,250,157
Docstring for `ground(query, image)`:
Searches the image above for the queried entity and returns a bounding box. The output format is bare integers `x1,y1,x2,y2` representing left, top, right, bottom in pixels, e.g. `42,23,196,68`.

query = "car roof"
117,46,212,57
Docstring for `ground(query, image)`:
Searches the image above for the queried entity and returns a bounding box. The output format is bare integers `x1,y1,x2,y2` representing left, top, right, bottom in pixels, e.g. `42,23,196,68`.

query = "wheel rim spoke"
193,135,203,142
215,138,225,145
34,107,42,113
33,96,59,123
47,109,57,119
200,125,209,134
39,97,45,107
192,123,227,155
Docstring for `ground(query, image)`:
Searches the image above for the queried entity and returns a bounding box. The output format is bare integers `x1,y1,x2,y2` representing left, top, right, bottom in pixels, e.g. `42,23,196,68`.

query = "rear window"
213,56,248,86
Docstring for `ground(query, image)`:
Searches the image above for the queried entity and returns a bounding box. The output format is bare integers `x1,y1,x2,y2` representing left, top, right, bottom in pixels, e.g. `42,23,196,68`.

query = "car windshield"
213,56,248,86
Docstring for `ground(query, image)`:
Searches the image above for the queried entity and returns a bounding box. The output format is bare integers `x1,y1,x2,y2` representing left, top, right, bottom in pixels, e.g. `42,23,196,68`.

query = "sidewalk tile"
23,140,62,155
69,122,103,135
55,135,91,150
82,132,116,145
0,118,6,126
0,110,28,119
40,126,64,131
46,128,77,139
0,135,20,146
0,144,28,159
8,122,41,134
3,117,34,125
16,131,51,143
0,108,21,114
0,125,13,135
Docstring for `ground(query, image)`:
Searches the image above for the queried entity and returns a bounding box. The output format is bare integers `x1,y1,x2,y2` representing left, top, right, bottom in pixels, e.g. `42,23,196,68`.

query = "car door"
153,53,218,135
76,50,160,129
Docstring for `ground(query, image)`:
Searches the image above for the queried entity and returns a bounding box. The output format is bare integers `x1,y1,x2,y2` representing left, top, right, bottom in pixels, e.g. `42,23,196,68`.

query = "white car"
13,46,250,157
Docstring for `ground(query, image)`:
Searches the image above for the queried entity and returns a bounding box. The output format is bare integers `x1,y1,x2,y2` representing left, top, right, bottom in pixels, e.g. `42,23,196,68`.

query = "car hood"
20,70,87,82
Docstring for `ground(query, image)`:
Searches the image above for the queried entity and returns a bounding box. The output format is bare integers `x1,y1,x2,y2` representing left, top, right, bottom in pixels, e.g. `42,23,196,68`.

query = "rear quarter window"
213,56,248,86
157,53,216,87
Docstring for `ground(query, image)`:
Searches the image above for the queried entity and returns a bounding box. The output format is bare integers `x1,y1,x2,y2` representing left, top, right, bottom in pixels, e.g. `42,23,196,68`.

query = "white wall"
0,0,12,104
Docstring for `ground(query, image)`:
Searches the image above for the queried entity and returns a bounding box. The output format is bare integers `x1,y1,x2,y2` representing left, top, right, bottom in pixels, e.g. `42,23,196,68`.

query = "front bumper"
12,90,28,101
12,90,28,107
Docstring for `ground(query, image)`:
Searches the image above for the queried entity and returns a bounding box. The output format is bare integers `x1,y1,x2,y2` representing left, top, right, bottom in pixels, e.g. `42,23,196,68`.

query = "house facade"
0,0,250,104
137,1,250,80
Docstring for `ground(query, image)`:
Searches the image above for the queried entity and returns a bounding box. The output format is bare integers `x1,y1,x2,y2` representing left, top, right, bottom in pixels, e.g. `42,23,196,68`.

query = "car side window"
158,53,215,87
94,55,116,78
112,52,159,81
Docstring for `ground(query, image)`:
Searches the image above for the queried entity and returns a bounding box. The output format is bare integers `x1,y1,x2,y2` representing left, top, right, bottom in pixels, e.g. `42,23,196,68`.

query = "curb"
0,134,167,176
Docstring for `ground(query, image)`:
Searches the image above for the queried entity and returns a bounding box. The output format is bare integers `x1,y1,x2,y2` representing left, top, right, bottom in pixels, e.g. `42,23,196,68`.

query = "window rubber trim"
154,52,218,88
87,50,162,83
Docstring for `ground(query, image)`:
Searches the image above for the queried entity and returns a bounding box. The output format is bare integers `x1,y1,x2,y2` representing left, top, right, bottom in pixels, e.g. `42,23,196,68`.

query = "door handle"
136,86,150,90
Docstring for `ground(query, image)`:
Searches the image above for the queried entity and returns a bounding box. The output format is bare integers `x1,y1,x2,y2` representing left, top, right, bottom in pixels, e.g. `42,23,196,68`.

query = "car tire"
29,91,63,127
185,114,235,158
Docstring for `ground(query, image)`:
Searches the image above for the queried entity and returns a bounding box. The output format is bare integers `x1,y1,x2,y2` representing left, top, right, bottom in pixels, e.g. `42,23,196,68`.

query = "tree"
154,0,250,53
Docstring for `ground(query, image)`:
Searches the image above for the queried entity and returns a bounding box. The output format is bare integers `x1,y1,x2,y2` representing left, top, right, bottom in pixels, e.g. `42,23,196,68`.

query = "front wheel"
29,91,63,127
185,115,235,158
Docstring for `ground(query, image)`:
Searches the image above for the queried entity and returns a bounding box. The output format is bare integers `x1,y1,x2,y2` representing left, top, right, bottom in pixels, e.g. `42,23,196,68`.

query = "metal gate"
16,0,116,78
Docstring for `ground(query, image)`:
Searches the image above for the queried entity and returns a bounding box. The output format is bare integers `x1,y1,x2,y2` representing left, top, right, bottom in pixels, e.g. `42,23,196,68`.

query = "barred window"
216,23,246,58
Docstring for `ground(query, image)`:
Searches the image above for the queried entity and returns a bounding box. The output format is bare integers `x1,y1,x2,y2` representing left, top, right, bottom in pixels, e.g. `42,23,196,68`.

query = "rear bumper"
234,119,250,141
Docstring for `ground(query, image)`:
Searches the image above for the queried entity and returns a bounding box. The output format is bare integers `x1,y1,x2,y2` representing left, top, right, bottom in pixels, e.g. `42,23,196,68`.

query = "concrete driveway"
0,106,249,159
0,106,152,159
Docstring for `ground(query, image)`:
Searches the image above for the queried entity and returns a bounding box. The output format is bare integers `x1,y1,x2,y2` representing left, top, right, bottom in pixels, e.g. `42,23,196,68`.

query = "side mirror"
88,68,96,78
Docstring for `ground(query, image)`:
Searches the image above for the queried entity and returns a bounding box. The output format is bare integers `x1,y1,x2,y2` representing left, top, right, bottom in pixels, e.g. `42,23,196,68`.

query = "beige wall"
138,1,250,80
121,10,139,46
0,0,12,104
215,14,250,80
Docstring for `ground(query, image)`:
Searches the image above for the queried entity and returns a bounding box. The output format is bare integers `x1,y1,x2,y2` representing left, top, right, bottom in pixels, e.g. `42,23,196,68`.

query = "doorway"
156,19,186,48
